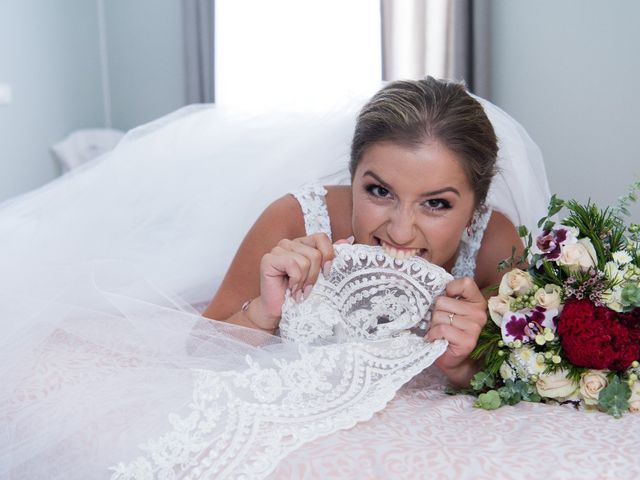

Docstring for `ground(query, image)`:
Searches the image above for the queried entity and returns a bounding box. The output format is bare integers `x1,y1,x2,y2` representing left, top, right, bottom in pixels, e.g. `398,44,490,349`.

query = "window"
215,0,381,111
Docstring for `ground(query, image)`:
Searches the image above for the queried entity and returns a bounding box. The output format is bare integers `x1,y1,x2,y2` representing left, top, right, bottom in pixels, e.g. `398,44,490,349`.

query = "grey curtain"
380,0,491,98
182,0,216,103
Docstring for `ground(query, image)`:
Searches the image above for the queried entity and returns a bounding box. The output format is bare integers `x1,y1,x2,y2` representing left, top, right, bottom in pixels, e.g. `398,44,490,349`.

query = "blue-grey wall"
491,0,640,219
0,0,105,201
0,0,186,203
104,0,185,130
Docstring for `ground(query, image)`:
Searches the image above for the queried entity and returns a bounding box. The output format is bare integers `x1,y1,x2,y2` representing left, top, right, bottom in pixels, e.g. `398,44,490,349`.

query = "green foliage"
498,379,541,405
470,321,504,376
598,377,631,419
621,283,640,309
474,390,502,410
470,371,495,391
614,179,640,219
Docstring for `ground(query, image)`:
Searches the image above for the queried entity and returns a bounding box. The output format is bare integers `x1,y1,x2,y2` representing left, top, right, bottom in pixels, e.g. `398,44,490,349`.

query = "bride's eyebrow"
363,170,461,197
363,171,392,190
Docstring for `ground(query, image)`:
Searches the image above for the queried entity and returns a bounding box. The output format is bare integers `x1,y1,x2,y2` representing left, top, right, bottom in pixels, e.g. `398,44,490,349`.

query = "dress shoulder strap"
289,183,333,241
451,205,492,279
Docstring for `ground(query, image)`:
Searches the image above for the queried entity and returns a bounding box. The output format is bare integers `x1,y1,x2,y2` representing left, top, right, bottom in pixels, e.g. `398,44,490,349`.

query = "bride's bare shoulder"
324,185,353,240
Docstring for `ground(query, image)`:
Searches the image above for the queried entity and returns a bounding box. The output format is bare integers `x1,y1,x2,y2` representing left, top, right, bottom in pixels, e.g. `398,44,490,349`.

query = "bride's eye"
366,184,392,199
422,198,452,211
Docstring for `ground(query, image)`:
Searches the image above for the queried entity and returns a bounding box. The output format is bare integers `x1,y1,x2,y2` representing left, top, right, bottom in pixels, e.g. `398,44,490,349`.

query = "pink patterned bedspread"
269,370,638,480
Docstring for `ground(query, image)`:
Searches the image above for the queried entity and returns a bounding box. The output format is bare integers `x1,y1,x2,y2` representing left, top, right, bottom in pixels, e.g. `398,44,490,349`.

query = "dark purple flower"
504,314,528,341
535,227,570,261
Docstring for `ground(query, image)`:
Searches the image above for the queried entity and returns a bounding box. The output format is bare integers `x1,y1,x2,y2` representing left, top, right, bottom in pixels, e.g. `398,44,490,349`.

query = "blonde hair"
350,77,498,207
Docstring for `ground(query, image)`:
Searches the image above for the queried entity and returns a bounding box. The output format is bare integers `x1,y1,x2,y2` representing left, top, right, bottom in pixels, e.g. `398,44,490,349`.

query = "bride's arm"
202,195,306,326
474,210,527,292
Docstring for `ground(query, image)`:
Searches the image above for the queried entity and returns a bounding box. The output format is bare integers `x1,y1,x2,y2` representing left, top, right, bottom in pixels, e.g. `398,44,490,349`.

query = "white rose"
557,238,598,272
629,382,640,413
579,370,608,406
498,269,533,297
534,284,563,310
488,294,512,326
536,370,578,400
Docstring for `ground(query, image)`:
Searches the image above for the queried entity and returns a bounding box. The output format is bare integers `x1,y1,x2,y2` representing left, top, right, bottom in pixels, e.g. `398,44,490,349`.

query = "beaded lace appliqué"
451,204,492,279
290,183,332,241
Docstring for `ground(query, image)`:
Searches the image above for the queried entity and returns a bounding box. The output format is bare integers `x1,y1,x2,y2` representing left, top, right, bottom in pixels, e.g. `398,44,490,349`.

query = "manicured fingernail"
346,235,355,244
323,260,333,277
294,289,303,303
303,284,313,300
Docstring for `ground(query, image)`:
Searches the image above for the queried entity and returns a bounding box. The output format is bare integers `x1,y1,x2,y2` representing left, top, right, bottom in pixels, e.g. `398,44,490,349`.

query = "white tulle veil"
0,87,550,479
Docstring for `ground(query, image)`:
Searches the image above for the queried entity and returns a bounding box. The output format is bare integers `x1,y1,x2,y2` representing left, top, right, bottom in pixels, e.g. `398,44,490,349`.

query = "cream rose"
488,294,512,326
499,361,516,382
557,238,598,272
534,284,563,310
629,382,640,413
579,370,608,406
536,370,578,400
498,269,533,297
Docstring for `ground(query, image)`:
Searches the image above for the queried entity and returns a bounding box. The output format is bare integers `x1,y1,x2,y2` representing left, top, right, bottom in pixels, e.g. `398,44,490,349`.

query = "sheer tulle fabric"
0,92,550,478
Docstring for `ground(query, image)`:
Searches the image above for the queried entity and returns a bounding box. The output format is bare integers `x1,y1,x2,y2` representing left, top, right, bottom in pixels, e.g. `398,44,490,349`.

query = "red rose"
557,299,640,371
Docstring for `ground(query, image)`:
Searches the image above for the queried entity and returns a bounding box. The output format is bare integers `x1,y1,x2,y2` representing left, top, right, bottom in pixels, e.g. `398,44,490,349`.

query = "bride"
0,77,549,479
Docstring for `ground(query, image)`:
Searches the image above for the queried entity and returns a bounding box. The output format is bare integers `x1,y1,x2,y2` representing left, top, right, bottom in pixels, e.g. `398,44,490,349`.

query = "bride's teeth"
381,241,417,259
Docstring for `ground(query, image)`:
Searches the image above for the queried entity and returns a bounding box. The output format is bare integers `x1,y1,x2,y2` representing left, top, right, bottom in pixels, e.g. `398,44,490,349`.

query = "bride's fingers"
278,241,325,291
425,322,481,353
263,249,311,294
333,235,355,246
445,277,487,307
429,310,474,332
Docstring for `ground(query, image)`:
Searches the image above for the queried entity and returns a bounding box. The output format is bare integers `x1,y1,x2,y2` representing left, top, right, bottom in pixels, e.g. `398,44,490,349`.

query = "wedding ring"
448,312,455,327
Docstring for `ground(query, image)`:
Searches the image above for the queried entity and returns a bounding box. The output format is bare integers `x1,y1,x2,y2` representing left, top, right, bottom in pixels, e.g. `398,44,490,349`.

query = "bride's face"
351,140,476,268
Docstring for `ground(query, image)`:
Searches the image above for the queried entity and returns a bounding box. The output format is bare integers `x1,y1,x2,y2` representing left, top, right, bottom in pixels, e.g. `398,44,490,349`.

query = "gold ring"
448,312,455,327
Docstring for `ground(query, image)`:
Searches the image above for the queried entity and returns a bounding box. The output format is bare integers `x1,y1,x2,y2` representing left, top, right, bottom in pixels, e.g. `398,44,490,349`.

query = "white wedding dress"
0,93,551,479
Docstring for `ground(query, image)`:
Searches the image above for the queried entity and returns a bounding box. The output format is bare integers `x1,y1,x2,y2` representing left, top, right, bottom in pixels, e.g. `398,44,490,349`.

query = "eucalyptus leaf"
475,390,502,410
598,377,631,418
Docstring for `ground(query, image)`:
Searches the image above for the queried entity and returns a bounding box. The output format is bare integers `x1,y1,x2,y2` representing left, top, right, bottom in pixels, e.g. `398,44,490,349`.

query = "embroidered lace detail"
290,183,332,241
451,204,493,279
280,244,453,344
109,339,447,480
109,245,450,480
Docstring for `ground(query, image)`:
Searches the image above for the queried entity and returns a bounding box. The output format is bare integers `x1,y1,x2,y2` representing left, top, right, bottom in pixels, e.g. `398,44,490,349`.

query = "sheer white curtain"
381,0,491,97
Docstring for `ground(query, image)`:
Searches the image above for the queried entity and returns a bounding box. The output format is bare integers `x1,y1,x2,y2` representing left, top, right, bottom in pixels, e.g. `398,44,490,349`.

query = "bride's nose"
386,206,417,245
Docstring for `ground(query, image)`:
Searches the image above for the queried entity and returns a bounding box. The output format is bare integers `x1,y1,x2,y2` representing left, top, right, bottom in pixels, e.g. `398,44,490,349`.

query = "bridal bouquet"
467,182,640,417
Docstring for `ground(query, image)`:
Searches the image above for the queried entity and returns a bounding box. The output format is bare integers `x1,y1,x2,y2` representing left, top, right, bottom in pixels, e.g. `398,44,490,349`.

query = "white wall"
0,0,105,202
491,0,640,219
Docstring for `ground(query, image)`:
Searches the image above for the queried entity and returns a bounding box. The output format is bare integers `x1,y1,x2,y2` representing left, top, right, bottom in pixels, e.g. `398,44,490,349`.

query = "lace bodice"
291,183,492,279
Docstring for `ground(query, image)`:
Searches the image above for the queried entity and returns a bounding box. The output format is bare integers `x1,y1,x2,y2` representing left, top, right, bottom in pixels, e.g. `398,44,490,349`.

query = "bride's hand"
425,277,488,387
252,232,337,331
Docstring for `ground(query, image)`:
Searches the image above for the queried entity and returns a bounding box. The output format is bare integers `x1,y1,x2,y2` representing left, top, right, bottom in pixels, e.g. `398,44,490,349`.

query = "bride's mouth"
376,238,426,260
